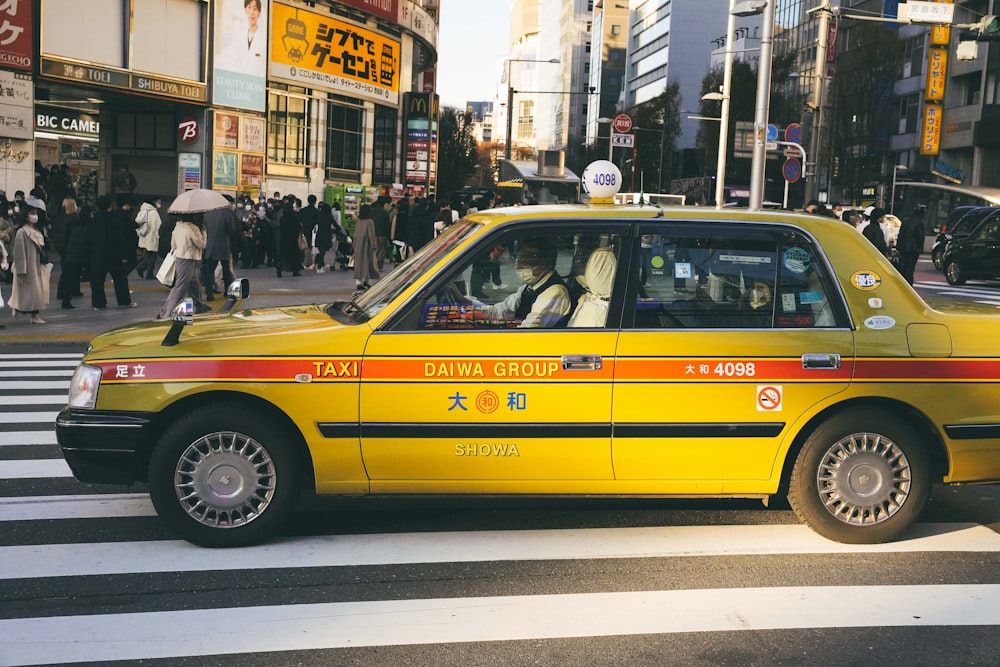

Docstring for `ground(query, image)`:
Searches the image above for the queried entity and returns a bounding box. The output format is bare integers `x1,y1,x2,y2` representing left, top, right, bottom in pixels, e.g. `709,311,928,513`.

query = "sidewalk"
0,263,362,344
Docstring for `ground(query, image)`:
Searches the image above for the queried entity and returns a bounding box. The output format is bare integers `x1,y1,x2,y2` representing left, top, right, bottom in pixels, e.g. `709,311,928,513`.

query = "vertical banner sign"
270,1,400,105
213,0,268,112
404,92,437,190
925,48,948,101
921,104,942,155
0,0,32,72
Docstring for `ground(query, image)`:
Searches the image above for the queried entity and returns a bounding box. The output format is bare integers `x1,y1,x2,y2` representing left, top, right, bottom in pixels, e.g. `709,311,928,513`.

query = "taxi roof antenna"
638,173,646,206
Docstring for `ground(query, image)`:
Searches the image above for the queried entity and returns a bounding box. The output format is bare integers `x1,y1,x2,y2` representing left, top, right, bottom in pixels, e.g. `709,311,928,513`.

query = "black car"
931,206,995,270
942,208,1000,285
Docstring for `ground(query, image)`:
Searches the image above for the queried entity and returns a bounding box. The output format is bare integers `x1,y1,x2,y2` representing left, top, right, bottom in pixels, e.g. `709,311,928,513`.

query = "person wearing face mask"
8,204,50,323
481,237,571,328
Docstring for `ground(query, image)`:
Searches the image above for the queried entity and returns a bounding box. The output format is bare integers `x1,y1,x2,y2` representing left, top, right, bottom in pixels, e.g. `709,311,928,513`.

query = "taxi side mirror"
161,299,195,347
220,278,250,313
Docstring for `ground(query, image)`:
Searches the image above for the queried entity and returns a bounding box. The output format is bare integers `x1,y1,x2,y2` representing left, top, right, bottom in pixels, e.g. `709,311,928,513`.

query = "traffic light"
977,15,1000,40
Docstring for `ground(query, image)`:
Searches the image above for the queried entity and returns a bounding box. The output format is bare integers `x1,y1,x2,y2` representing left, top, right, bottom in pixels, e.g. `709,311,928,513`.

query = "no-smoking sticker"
757,385,782,412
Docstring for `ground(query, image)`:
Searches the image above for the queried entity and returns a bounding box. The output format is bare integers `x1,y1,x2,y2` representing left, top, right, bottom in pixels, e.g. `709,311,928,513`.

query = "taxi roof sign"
582,160,622,203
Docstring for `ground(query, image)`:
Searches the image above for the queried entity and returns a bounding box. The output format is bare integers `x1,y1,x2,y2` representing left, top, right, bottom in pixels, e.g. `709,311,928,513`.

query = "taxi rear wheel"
788,408,930,544
149,404,301,547
944,260,966,285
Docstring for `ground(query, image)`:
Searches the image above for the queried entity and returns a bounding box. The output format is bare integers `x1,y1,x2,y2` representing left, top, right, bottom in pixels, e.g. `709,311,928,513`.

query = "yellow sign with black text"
270,1,400,105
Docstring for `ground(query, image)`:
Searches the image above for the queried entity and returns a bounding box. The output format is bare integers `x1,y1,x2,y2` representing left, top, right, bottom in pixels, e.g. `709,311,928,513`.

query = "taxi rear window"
631,225,844,329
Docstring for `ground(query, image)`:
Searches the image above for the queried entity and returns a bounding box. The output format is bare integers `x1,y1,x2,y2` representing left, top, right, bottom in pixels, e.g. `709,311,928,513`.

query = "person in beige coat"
158,215,209,319
9,204,51,324
135,197,163,279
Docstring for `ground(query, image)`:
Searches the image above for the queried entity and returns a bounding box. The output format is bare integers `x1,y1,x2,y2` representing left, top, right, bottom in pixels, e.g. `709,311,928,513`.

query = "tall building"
2,1,441,205
585,1,630,159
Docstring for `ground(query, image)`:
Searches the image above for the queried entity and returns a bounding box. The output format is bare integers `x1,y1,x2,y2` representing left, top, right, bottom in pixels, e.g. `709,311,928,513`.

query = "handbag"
297,232,308,251
156,251,177,286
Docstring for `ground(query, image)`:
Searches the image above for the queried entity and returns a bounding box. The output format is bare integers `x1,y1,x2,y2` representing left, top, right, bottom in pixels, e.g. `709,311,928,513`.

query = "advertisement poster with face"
213,0,267,112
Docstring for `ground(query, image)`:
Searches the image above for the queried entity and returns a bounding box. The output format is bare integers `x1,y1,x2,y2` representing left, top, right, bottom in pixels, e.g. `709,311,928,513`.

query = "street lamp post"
890,164,907,215
715,0,737,209
597,117,613,161
503,58,560,160
804,0,832,203
744,0,775,211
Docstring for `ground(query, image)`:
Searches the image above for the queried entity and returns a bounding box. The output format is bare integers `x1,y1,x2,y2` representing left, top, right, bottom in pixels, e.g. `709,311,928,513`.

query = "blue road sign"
766,124,779,143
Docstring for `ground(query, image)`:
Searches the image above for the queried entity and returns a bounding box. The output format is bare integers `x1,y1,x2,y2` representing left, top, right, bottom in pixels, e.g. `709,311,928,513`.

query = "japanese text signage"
336,0,398,23
0,0,32,72
270,2,400,105
921,104,942,155
925,48,947,101
0,71,33,140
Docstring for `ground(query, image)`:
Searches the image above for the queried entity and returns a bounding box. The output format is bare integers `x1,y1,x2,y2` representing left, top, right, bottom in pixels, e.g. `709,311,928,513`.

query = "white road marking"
0,395,66,406
4,585,1000,665
0,370,74,378
0,411,58,424
0,431,57,446
0,354,82,360
3,523,999,580
0,381,69,391
0,494,155,521
0,360,80,368
0,459,73,480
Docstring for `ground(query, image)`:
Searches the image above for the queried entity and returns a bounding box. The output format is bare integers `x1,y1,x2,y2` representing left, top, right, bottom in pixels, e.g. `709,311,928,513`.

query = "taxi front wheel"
787,408,930,544
149,404,302,547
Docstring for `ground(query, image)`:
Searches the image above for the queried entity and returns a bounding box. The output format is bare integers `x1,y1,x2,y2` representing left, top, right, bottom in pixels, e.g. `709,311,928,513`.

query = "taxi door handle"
562,354,603,371
802,353,841,370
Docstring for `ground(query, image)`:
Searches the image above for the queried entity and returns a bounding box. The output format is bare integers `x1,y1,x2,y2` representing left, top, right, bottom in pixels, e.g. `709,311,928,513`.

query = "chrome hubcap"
817,432,911,526
174,431,275,528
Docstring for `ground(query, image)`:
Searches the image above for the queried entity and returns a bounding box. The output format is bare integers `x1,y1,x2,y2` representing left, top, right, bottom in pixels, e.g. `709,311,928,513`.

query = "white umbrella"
24,195,46,212
168,188,230,214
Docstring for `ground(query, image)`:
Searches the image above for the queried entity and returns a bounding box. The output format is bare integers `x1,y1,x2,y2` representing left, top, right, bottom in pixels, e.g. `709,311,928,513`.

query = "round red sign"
613,113,633,134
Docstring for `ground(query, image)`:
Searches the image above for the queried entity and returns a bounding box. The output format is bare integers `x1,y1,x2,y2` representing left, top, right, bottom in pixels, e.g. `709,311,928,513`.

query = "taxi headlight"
68,363,102,409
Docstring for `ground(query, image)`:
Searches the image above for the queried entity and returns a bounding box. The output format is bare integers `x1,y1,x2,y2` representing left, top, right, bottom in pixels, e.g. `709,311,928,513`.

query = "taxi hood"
85,304,352,355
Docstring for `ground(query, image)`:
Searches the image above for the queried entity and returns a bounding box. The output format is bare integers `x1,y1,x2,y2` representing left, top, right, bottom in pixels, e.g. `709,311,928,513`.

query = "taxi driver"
482,238,571,328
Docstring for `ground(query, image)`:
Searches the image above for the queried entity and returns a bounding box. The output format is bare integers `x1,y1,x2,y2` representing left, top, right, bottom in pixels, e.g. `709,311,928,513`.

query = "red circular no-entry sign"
613,113,633,134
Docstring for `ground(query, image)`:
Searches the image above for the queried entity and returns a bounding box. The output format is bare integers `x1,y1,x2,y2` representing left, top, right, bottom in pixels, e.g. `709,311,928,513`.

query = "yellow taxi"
57,162,1000,547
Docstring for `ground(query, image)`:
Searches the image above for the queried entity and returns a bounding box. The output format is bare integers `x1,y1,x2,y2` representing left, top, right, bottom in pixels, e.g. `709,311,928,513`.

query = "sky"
435,1,512,110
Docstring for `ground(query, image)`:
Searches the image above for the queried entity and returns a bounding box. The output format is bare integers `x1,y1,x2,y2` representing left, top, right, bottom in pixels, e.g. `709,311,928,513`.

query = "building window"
518,99,534,139
611,24,621,36
267,87,309,165
326,98,364,179
115,112,176,150
372,104,397,185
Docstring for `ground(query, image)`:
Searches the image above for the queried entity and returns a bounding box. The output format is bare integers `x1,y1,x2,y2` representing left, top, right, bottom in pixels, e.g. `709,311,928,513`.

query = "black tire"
931,249,943,270
787,408,931,544
944,260,966,285
149,403,302,547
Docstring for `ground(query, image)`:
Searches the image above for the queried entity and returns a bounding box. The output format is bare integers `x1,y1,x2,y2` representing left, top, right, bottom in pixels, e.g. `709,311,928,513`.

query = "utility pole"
804,0,832,203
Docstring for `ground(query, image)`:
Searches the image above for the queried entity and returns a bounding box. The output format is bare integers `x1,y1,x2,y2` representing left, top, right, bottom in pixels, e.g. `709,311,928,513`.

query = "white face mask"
27,213,38,224
516,267,537,285
245,204,252,210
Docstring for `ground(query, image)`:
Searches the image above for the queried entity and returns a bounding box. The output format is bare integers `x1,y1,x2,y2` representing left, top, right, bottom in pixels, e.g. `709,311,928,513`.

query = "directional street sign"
611,132,634,147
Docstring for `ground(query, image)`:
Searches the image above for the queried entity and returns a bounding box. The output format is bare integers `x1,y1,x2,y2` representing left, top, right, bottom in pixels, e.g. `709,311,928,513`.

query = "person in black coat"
277,199,302,277
55,198,84,309
314,202,334,272
88,195,135,309
895,206,925,285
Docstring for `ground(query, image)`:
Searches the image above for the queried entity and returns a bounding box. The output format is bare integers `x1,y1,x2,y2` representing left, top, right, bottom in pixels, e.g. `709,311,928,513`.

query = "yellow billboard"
925,48,948,102
270,2,400,105
920,104,942,156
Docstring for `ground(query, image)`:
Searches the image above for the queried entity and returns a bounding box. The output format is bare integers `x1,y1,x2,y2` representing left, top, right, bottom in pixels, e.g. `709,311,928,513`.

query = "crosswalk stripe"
0,370,74,377
0,381,69,390
0,494,154,521
0,411,58,424
0,459,73,480
0,354,82,360
3,523,998,580
4,584,999,665
0,360,80,368
0,431,57,446
0,395,66,406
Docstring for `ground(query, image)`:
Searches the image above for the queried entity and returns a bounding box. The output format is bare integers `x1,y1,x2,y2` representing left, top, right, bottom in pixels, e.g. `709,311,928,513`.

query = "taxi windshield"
349,219,480,320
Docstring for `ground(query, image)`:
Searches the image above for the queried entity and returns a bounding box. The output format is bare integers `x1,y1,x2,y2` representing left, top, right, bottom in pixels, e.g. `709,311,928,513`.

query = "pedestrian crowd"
0,170,500,328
